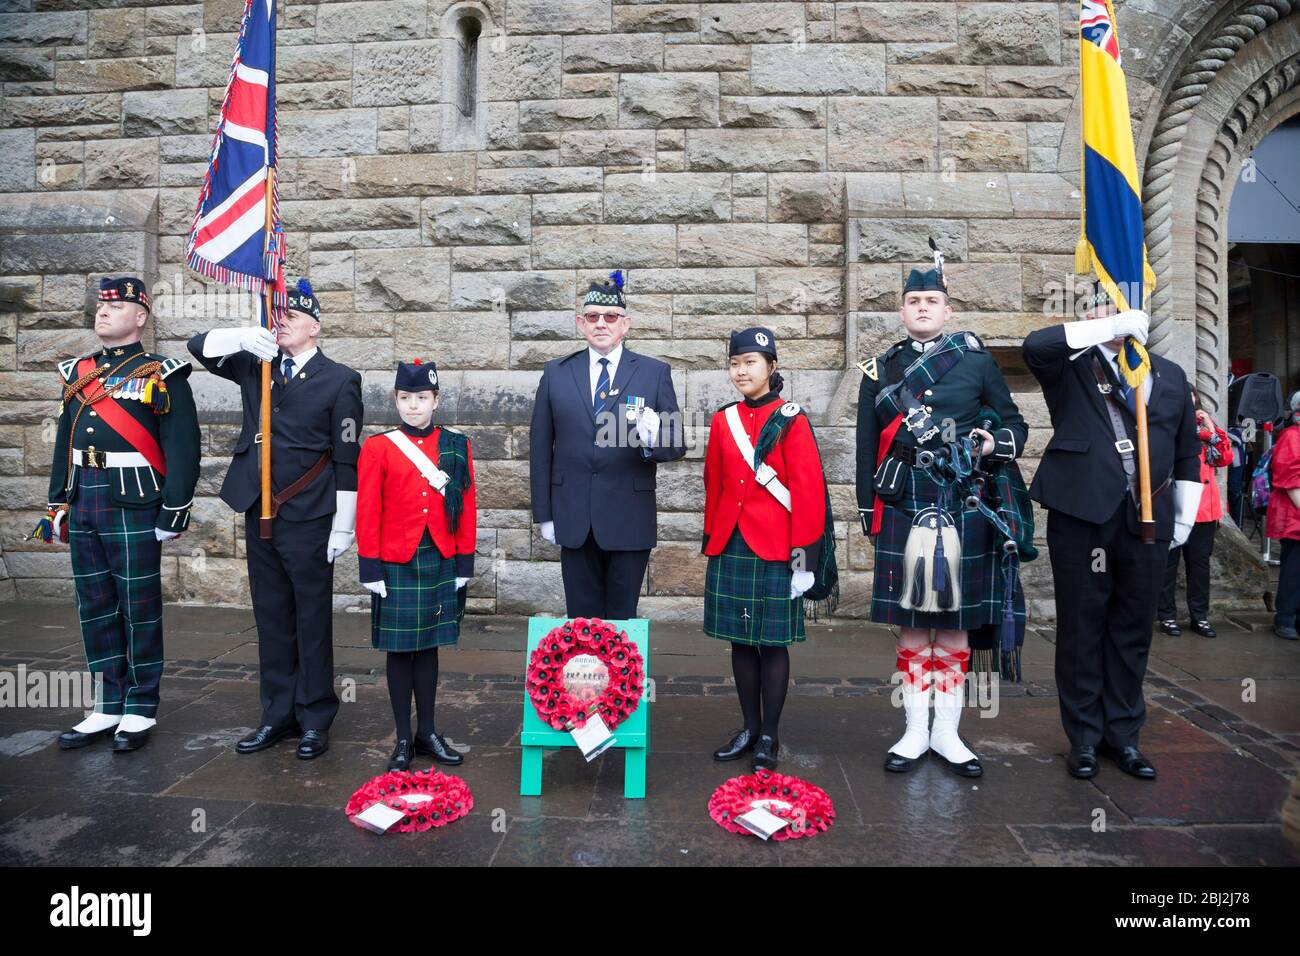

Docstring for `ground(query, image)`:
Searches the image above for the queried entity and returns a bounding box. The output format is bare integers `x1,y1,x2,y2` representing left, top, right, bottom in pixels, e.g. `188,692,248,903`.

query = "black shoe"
388,739,413,771
414,732,462,766
236,723,299,754
1190,620,1216,639
1274,623,1299,641
296,729,329,760
58,724,118,750
751,734,778,771
1099,742,1156,780
884,751,922,773
1158,620,1181,636
112,727,151,752
932,748,983,778
712,729,757,761
1066,744,1098,779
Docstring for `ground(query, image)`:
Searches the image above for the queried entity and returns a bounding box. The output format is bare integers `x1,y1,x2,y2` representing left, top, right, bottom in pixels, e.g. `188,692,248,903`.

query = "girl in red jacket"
702,327,827,772
1158,389,1232,638
357,360,476,771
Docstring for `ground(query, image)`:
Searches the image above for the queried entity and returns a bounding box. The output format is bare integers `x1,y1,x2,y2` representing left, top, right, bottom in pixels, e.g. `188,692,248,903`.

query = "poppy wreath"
708,770,835,841
526,617,645,731
345,769,473,834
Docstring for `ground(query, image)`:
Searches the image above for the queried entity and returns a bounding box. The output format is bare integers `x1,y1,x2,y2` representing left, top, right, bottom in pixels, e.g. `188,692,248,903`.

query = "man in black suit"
188,280,363,760
529,271,686,619
1023,281,1201,781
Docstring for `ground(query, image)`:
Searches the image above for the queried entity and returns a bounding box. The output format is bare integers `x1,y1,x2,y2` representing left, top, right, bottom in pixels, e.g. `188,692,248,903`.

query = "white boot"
930,684,982,777
117,715,156,734
73,712,121,734
885,682,931,770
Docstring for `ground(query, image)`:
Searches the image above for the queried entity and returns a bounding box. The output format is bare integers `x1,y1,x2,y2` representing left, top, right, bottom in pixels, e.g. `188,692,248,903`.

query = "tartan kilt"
370,532,460,651
704,530,806,647
870,464,1005,631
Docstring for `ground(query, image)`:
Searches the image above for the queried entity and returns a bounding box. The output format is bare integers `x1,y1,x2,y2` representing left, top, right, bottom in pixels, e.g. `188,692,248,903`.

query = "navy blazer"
529,347,686,550
187,334,364,522
1023,324,1200,541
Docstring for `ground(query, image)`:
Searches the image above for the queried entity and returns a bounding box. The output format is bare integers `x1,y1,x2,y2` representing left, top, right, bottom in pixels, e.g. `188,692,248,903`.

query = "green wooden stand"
520,617,650,799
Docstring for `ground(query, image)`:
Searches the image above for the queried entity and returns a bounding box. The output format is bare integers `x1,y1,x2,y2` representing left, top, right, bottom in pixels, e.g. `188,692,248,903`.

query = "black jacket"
1023,324,1200,540
529,347,686,551
187,334,363,521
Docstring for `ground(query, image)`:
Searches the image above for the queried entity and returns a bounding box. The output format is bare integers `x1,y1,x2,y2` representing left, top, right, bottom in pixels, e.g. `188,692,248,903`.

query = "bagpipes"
897,408,1037,680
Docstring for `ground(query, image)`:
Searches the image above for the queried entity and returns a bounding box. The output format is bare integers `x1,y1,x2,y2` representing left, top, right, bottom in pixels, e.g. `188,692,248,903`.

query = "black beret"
287,278,320,320
98,276,150,312
729,326,778,359
903,268,946,296
395,359,439,393
583,270,626,310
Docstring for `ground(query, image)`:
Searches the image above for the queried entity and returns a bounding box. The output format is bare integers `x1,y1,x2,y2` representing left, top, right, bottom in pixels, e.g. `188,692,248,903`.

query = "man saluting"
1023,280,1201,781
188,280,363,760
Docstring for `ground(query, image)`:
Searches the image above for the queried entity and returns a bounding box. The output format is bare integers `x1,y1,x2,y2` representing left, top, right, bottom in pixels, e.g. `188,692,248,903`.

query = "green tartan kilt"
370,532,460,652
871,463,1006,631
704,530,806,647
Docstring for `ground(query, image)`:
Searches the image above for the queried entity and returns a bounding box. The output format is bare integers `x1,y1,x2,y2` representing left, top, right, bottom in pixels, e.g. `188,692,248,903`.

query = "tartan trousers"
68,469,164,717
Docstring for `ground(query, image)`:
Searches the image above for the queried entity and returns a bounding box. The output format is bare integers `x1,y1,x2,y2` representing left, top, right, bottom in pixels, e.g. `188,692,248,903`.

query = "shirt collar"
908,333,943,353
589,343,623,369
281,346,318,371
399,420,436,438
743,390,783,409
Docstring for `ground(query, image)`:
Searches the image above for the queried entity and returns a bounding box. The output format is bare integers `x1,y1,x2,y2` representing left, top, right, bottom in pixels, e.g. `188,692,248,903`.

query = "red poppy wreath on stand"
708,770,835,841
345,769,473,833
526,617,645,731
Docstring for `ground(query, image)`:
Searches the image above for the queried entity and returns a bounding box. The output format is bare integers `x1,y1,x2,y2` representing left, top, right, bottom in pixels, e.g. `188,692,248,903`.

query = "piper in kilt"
703,327,828,772
357,359,476,772
855,247,1029,779
34,276,201,753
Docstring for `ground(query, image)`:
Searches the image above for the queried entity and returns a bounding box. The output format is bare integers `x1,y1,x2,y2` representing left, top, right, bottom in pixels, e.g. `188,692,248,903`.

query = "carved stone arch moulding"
1139,1,1300,413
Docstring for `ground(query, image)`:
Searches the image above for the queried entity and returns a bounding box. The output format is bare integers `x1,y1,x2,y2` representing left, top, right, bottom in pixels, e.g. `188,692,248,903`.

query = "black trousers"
1277,538,1300,630
1047,504,1165,750
244,511,339,732
1158,520,1215,621
560,530,649,620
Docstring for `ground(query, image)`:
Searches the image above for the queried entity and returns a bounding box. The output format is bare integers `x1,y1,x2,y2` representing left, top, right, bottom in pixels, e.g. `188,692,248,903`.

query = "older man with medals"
855,245,1031,778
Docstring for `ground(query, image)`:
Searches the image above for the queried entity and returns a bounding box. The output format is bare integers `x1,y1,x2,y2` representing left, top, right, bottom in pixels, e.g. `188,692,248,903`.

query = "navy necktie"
282,358,295,386
1112,357,1137,415
593,357,610,413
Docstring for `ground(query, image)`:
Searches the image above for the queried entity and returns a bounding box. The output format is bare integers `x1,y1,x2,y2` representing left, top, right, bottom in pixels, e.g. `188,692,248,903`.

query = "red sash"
870,413,905,536
75,358,167,475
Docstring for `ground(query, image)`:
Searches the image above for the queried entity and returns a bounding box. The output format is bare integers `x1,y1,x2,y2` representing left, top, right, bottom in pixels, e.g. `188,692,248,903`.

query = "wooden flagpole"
258,167,274,540
1134,357,1154,543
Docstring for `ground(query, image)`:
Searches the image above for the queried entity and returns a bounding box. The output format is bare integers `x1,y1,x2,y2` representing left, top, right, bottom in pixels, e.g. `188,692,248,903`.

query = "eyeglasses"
580,311,624,322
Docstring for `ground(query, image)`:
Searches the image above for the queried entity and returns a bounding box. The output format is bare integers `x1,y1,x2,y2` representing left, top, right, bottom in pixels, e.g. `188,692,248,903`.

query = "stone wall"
0,1,1271,617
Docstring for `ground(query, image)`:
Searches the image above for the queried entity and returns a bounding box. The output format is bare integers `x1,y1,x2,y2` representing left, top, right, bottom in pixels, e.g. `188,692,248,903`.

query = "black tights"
386,648,439,741
730,643,790,738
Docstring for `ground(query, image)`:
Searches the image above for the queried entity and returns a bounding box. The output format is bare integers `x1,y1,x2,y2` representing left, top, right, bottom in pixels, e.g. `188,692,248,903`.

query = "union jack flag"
186,0,285,326
1080,0,1121,63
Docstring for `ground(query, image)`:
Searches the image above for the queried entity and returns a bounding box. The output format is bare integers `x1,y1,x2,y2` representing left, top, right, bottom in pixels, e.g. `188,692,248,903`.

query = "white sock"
117,715,156,734
930,687,978,764
888,683,931,760
73,713,121,734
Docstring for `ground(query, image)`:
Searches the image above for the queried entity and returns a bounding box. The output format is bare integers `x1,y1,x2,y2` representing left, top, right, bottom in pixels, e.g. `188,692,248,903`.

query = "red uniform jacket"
1266,424,1300,541
703,394,826,563
1194,418,1232,523
357,426,477,581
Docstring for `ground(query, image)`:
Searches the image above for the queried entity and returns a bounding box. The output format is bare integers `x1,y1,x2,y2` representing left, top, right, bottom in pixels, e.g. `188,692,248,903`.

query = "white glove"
635,408,660,448
789,571,815,599
539,521,556,544
327,491,357,563
1062,309,1149,349
202,326,279,362
1170,479,1202,549
52,508,66,540
455,577,470,590
154,528,181,542
362,580,387,598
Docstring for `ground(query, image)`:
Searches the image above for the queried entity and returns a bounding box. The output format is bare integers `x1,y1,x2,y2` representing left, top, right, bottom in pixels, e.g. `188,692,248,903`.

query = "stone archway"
1139,1,1300,417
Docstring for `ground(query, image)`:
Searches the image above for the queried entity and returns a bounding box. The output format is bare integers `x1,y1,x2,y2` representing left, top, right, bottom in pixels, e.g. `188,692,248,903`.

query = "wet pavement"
0,602,1296,866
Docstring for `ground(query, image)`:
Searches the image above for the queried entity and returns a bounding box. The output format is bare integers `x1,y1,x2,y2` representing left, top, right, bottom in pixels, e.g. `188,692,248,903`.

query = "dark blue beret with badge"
903,237,950,297
287,278,320,320
729,326,778,360
98,276,151,312
395,358,439,393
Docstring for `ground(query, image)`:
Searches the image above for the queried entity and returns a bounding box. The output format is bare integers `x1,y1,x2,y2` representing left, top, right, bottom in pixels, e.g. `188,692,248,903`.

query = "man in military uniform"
1024,280,1201,781
188,280,363,760
529,270,686,619
855,253,1029,778
38,276,201,752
